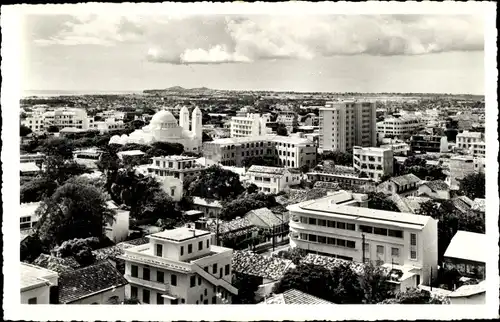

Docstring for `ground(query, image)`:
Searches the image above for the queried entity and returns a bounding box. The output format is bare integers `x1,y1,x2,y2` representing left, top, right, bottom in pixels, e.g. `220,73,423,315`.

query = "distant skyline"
21,13,485,95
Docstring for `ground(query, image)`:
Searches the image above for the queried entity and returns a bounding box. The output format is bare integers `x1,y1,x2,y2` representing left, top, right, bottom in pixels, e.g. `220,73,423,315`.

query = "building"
447,281,486,305
204,217,259,248
276,111,299,133
147,155,206,201
20,162,41,177
409,135,448,153
353,146,394,182
118,227,238,304
90,117,126,133
469,141,486,157
380,142,410,156
109,108,203,152
192,197,224,218
417,180,451,200
44,107,91,131
306,165,374,187
20,152,45,164
105,201,130,243
288,191,438,286
377,116,424,140
203,134,317,169
259,288,334,304
456,131,484,151
21,263,59,304
58,261,128,304
20,202,41,230
230,113,270,138
246,165,301,194
443,231,486,280
245,207,290,247
319,100,376,152
377,174,422,197
446,155,477,189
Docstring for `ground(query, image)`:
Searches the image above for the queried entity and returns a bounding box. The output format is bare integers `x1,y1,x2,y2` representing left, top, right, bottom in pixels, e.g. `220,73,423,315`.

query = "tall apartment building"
203,134,317,169
230,113,271,138
377,116,423,140
288,191,438,287
119,227,238,305
353,146,394,182
319,100,376,152
456,131,484,151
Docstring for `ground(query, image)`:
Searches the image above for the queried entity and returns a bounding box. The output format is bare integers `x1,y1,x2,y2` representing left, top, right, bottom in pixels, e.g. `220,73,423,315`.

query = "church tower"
179,106,190,131
191,106,202,139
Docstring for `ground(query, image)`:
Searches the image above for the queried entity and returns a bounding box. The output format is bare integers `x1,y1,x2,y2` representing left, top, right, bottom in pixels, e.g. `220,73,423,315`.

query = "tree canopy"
221,192,277,221
184,165,245,201
20,124,32,137
20,176,58,203
380,287,448,304
367,192,400,212
320,151,353,166
276,123,288,136
232,273,261,304
39,137,74,159
459,172,485,200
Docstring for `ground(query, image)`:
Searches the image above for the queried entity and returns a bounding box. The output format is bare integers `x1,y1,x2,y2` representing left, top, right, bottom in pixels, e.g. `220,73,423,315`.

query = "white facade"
119,228,238,304
288,191,438,285
230,113,271,138
246,166,301,194
21,263,58,304
353,146,394,182
380,142,410,156
109,109,203,152
90,117,125,133
446,155,480,189
377,116,423,139
105,202,130,243
469,141,486,157
20,202,41,230
44,107,91,131
456,131,484,151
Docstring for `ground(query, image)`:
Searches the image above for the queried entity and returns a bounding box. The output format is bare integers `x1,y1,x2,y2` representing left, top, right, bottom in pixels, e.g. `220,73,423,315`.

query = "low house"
192,196,224,218
21,263,59,304
232,250,295,301
259,288,334,304
451,196,476,216
418,180,451,200
377,174,422,197
447,280,486,304
443,231,486,280
246,165,301,194
20,162,41,177
58,260,128,304
205,217,259,248
245,208,290,246
105,201,130,243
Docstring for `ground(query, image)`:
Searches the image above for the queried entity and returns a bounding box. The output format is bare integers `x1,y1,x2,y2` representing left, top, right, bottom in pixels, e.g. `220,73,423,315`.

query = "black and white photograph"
1,1,498,321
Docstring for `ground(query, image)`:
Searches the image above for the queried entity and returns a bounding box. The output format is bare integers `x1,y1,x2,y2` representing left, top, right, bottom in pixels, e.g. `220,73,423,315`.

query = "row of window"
298,233,356,249
359,225,404,238
131,265,178,285
130,286,182,304
300,217,356,231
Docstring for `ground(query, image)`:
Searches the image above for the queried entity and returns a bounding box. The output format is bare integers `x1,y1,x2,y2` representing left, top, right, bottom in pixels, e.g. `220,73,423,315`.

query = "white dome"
151,110,177,124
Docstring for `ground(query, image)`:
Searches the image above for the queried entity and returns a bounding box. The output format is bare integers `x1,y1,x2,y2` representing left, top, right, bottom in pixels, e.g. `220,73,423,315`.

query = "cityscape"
3,2,498,321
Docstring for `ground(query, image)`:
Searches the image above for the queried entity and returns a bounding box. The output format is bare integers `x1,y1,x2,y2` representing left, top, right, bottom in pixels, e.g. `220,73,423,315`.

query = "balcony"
125,275,170,292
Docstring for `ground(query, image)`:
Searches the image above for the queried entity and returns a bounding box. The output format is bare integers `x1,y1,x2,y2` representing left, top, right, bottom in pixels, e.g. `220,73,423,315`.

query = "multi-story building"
306,166,374,187
469,141,486,158
89,117,126,133
446,155,479,189
230,113,271,138
380,142,410,156
43,107,91,131
409,135,448,153
246,165,301,194
353,146,393,182
456,131,484,151
203,134,317,169
119,227,238,304
319,100,376,152
377,116,423,140
276,111,298,133
20,202,41,230
147,155,206,201
288,191,438,287
21,114,46,134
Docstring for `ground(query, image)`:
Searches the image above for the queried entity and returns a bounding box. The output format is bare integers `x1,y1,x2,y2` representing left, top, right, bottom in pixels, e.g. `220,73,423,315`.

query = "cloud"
28,14,484,63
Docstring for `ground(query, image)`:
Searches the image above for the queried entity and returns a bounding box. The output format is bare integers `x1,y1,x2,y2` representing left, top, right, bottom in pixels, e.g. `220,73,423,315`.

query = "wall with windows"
21,285,50,304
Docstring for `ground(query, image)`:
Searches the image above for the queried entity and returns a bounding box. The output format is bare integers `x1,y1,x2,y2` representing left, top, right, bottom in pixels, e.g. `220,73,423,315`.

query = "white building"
109,107,202,152
379,142,410,156
446,155,481,189
20,202,41,230
147,155,206,201
105,201,130,243
246,165,301,194
43,107,91,131
319,100,377,152
288,191,438,287
119,227,238,304
21,263,59,304
230,113,271,138
377,116,423,139
90,117,126,133
353,146,394,182
456,131,484,151
276,111,298,133
469,141,486,158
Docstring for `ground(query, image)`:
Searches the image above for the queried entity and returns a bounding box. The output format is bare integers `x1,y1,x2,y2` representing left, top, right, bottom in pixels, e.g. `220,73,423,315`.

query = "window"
204,266,208,272
170,187,176,196
188,244,193,254
190,276,196,287
377,245,384,254
213,263,218,274
155,244,163,257
327,237,336,245
131,265,138,277
199,241,203,251
212,296,217,304
318,219,327,226
204,299,208,304
171,274,177,286
171,299,178,305
157,293,164,304
374,227,388,236
180,246,184,256
308,218,317,225
157,271,164,283
388,229,403,238
359,225,373,233
300,217,308,224
346,240,356,248
308,234,317,242
318,236,327,244
410,233,417,246
225,264,230,275
327,220,336,228
143,268,150,281
198,276,202,285
337,222,346,230
391,248,400,257
206,240,209,248
299,233,308,240
28,297,37,304
130,286,138,299
346,223,356,231
142,289,150,303
337,239,346,247
204,289,208,296
410,250,417,260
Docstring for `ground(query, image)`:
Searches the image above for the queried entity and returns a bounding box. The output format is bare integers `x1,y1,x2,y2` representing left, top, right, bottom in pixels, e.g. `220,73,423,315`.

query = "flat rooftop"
150,227,211,242
21,263,57,291
444,231,487,263
151,155,197,161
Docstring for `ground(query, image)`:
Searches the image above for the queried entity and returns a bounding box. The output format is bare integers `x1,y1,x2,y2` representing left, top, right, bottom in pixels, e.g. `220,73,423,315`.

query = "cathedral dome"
150,110,177,125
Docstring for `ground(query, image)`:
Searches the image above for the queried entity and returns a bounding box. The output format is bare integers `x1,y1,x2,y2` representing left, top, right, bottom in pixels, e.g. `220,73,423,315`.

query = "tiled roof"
261,288,334,304
58,261,128,304
388,195,430,214
33,254,81,274
246,207,284,228
206,217,256,235
390,174,422,187
247,165,286,176
120,237,150,246
472,198,486,213
301,253,365,275
232,250,294,281
452,197,474,215
422,180,449,192
92,238,150,261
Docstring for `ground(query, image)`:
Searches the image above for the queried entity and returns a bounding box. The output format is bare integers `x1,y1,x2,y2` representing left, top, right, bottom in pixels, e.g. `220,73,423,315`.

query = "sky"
20,13,485,94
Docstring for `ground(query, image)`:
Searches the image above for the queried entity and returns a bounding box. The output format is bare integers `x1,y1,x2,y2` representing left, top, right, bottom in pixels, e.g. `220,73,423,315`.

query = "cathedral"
109,106,203,152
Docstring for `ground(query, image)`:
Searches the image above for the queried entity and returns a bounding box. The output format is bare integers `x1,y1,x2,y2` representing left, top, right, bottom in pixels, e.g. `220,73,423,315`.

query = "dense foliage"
221,193,277,221
232,273,261,304
319,151,353,166
184,165,245,201
459,172,485,200
367,192,400,212
380,287,449,304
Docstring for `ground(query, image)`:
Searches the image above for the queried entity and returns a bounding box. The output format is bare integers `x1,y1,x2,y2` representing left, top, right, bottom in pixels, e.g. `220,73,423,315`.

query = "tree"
46,125,60,133
300,164,310,174
20,176,58,203
202,132,213,142
246,183,259,194
380,287,448,304
320,151,353,166
276,123,288,136
35,181,116,248
359,262,393,304
185,165,245,201
137,190,180,225
367,192,400,212
39,137,74,159
41,156,89,185
459,172,485,200
20,124,32,137
221,193,277,221
232,273,261,304
144,142,184,158
123,298,141,304
20,233,47,263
